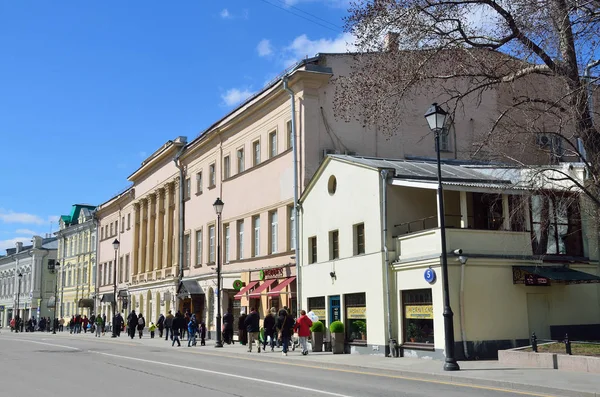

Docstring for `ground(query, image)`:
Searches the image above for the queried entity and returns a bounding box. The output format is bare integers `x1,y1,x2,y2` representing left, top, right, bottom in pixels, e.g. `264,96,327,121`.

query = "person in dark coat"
199,321,207,346
238,312,248,346
276,308,295,356
102,314,107,334
223,309,234,344
156,313,165,338
262,307,277,351
112,313,123,338
137,313,145,339
171,312,182,347
127,310,137,339
116,313,123,337
244,308,261,353
164,311,174,340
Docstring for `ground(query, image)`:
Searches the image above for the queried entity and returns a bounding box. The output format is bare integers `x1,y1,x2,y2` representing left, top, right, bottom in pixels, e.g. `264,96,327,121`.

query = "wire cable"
256,0,342,33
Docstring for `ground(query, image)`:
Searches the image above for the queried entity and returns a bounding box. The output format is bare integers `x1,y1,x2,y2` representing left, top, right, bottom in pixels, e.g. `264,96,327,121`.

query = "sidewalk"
52,332,600,397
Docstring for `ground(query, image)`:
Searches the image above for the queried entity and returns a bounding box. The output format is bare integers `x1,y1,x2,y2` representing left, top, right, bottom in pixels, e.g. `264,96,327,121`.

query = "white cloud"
220,8,231,19
15,229,39,235
221,88,254,107
257,39,273,57
0,237,31,252
283,32,356,66
0,209,46,225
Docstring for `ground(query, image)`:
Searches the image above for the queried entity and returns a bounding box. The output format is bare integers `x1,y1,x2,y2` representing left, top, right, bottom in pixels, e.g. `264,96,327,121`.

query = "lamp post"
15,272,23,333
52,262,60,334
112,239,120,338
213,197,224,348
424,103,460,371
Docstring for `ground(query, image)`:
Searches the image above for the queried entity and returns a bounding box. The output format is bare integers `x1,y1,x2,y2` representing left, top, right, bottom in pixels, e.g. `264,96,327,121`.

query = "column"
147,194,156,272
133,203,141,275
459,191,469,229
173,178,180,268
156,188,165,270
141,199,148,274
502,194,510,230
164,183,173,270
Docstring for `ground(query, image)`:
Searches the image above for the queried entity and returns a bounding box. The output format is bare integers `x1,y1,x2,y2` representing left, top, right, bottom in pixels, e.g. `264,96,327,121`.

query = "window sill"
401,342,435,351
193,264,202,268
195,191,203,196
208,185,216,190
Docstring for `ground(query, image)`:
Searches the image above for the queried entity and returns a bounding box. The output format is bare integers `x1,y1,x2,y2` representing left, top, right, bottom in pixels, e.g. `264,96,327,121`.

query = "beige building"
56,204,97,320
300,155,600,358
95,188,135,322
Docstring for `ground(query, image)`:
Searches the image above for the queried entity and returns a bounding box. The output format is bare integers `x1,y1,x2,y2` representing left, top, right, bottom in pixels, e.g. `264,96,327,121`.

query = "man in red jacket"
294,310,313,356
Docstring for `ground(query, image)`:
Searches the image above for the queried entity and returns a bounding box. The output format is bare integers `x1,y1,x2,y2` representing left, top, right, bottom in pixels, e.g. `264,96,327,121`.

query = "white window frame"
209,225,215,263
253,215,260,257
269,131,277,158
196,171,203,194
224,224,230,263
196,228,203,266
209,163,216,187
286,120,293,150
224,155,231,179
238,220,244,260
253,140,261,166
270,211,278,254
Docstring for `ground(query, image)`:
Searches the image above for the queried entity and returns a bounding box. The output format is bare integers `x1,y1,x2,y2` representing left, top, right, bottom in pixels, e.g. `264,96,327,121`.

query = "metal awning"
78,298,94,308
47,296,56,308
177,280,204,299
234,281,259,300
514,266,600,285
268,277,296,297
247,279,276,299
101,293,115,303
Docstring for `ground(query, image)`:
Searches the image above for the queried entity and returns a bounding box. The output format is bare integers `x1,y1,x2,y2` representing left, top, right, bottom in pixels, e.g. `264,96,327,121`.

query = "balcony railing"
393,214,523,236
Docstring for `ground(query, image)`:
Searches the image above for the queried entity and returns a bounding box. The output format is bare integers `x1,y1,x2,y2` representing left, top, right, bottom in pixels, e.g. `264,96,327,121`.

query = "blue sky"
0,0,353,251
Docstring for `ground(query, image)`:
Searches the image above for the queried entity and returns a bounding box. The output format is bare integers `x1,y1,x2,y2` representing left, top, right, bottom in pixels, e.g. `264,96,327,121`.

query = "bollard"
564,333,572,355
531,332,538,353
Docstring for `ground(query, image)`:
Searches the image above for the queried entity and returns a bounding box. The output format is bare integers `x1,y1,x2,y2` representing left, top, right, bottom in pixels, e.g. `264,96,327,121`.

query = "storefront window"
344,293,366,343
307,296,326,327
402,289,434,345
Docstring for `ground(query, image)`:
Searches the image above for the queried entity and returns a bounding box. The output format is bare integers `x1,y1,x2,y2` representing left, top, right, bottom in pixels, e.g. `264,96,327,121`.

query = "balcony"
395,227,533,262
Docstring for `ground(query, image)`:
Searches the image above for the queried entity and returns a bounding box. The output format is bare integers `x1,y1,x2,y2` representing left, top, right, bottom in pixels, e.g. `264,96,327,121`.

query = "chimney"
33,236,43,249
15,242,23,253
384,32,399,52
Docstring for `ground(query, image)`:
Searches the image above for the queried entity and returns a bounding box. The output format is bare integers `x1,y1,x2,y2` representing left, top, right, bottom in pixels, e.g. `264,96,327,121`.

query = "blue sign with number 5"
424,268,436,284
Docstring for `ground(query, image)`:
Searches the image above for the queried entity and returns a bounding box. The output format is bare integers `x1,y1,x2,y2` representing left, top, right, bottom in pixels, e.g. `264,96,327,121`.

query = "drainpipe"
283,76,302,315
93,215,100,316
381,169,396,357
459,257,469,359
173,143,187,283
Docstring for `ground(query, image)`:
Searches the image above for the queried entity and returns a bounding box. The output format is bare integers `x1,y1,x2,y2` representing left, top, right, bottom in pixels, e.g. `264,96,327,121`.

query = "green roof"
62,204,96,226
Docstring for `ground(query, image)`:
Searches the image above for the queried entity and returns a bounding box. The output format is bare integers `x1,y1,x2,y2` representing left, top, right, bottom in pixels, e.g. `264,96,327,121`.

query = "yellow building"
56,204,97,320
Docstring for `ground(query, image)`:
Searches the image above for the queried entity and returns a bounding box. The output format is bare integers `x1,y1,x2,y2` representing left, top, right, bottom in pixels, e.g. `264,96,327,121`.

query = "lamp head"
18,272,23,279
112,239,120,251
424,103,448,132
213,197,224,215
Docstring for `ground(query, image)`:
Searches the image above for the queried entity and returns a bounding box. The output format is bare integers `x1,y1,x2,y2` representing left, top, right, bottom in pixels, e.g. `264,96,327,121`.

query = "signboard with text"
346,307,366,319
405,305,434,319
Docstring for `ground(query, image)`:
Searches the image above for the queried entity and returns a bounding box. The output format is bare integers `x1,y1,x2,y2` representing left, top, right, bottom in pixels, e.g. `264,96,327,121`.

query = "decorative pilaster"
156,188,165,270
147,193,156,273
133,203,141,275
173,178,180,268
141,198,148,274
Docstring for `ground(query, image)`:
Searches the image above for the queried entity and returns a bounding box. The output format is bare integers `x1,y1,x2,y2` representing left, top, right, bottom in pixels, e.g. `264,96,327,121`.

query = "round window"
327,175,337,195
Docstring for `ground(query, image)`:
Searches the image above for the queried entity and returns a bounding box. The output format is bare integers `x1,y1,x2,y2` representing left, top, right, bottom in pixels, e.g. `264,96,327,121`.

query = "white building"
299,155,600,359
0,236,58,327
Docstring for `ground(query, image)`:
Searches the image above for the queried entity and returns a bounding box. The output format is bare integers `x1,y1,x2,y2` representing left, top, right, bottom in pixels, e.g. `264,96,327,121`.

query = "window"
224,224,230,263
91,233,96,250
330,230,339,260
196,171,203,194
439,126,450,151
270,211,278,254
124,254,130,282
237,220,244,260
288,205,296,250
345,293,367,343
92,263,96,284
308,237,317,264
83,264,88,285
308,297,326,327
237,148,245,173
184,178,191,200
119,257,123,283
83,235,88,253
286,120,293,150
127,213,131,229
253,140,261,166
195,229,203,266
269,131,277,158
253,215,260,257
110,223,114,237
184,234,191,269
224,155,231,179
354,223,365,255
108,261,113,284
531,193,583,256
472,193,503,230
98,265,102,286
121,217,125,233
402,289,434,344
209,225,215,262
209,164,216,187
115,220,119,234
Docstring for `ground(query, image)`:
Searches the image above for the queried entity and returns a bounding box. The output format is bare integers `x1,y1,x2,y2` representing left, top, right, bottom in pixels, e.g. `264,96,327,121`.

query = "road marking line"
89,350,355,397
1,338,81,351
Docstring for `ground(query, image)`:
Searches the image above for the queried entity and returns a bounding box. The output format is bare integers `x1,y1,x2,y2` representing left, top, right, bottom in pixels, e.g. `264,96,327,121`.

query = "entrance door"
329,295,341,323
526,293,551,340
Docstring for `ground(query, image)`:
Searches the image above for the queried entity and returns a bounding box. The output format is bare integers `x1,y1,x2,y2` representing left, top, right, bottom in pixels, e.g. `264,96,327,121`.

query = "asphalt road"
0,333,544,397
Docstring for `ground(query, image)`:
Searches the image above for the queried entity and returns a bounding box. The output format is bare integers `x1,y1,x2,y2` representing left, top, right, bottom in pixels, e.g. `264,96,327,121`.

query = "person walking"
156,313,165,338
263,308,277,352
199,321,206,346
223,309,234,344
187,314,198,347
238,311,248,346
82,316,89,333
164,311,174,341
276,308,295,356
294,310,313,355
137,313,146,339
115,313,123,337
244,307,261,353
127,310,137,339
101,314,106,335
171,312,182,347
149,322,156,338
95,315,103,337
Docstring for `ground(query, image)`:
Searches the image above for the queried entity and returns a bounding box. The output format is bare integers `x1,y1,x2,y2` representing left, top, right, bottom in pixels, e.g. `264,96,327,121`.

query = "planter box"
312,332,323,352
499,349,600,374
331,332,344,354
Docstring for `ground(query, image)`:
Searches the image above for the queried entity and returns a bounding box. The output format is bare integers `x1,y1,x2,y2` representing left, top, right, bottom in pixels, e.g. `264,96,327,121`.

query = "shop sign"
525,274,550,286
0,305,4,311
311,309,326,319
405,305,434,319
260,268,284,280
424,268,436,284
346,306,367,319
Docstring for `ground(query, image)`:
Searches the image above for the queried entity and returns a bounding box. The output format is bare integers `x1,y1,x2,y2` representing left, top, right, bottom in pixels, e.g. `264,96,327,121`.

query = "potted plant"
406,323,423,343
330,321,345,354
310,321,324,352
354,320,367,341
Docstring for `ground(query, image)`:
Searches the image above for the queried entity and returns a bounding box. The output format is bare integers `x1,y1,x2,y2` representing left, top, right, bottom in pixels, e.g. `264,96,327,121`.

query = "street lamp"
112,239,120,338
15,272,23,333
52,262,60,334
213,197,224,348
425,103,460,371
